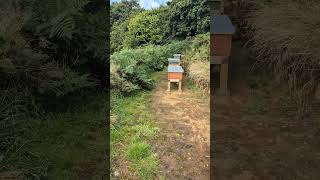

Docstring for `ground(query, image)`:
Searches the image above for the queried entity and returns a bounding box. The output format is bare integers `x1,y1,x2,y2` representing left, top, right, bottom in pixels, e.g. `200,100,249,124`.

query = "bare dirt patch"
152,75,210,180
212,41,320,180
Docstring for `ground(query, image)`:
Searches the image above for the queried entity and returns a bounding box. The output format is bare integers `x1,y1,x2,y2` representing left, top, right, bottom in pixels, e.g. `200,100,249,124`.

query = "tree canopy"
110,0,209,53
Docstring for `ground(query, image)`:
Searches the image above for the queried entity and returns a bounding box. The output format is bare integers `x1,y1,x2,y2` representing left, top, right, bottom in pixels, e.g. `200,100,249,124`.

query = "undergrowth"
244,0,320,114
0,92,107,179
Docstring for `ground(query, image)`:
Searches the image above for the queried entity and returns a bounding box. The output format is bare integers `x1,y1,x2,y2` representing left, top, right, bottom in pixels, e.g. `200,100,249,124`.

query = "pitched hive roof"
210,15,235,34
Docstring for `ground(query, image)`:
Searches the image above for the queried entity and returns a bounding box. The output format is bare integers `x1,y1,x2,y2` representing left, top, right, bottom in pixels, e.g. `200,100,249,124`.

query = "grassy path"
151,72,210,179
111,80,160,179
111,72,210,179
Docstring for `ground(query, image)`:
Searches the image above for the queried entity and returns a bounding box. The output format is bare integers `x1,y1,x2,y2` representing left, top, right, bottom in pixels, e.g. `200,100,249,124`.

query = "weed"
127,142,152,162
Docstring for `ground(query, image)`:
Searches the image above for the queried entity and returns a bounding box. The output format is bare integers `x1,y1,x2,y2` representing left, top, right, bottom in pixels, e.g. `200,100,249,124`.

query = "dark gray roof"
210,15,235,34
168,58,180,63
168,65,184,73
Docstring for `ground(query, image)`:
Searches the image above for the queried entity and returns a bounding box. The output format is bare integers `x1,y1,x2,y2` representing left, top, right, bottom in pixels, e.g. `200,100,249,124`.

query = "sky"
110,0,171,9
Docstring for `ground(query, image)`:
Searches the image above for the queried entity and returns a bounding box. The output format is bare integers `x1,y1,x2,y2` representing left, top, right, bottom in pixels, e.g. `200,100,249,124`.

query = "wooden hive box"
168,65,184,80
210,15,235,64
209,15,235,96
168,58,180,66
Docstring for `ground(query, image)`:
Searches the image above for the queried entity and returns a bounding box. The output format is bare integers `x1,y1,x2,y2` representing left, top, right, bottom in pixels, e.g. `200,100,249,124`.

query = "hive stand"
167,65,184,92
210,15,235,96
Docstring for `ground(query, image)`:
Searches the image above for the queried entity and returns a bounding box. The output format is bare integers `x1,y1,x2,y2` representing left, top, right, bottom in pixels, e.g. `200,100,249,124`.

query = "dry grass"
245,0,320,113
188,61,210,91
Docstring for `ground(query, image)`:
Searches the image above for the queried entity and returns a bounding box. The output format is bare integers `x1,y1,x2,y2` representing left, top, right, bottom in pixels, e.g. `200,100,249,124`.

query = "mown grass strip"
111,90,159,179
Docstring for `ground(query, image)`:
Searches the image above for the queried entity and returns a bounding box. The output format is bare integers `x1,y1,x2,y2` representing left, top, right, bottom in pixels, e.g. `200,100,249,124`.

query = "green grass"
111,89,159,179
127,142,152,161
1,93,108,179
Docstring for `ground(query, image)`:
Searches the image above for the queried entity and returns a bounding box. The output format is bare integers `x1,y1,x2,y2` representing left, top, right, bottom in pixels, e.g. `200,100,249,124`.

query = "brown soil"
152,76,210,180
212,41,320,180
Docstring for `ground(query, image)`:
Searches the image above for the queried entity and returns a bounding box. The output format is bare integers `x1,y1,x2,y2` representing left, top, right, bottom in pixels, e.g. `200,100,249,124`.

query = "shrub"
110,41,190,94
124,10,165,48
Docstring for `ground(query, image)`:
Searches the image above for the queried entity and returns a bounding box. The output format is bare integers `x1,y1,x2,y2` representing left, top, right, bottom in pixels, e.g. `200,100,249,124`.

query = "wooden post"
178,81,182,92
219,63,229,95
167,81,171,92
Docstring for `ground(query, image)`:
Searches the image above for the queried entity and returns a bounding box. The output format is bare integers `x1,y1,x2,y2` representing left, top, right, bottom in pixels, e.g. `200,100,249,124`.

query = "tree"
166,0,209,39
124,10,165,48
111,19,129,53
111,0,142,26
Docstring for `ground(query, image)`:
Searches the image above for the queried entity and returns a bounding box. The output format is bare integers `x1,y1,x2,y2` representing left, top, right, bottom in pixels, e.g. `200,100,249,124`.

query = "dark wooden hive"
210,15,235,57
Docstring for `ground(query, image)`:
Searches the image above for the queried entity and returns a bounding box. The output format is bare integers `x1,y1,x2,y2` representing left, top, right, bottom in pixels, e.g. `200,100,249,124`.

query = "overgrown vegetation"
0,0,108,178
184,33,210,91
243,0,320,114
110,41,191,94
110,0,209,53
110,0,210,178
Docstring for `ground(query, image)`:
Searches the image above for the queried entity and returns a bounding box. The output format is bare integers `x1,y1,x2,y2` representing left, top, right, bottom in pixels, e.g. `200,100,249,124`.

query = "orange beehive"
167,65,184,80
168,72,183,80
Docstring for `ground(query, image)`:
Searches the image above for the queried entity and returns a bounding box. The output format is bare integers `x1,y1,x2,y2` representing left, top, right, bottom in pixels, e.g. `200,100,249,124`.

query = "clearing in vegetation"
152,72,210,179
111,71,210,179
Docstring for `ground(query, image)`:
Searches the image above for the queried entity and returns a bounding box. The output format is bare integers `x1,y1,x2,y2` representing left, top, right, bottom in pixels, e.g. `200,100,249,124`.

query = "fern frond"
49,12,75,39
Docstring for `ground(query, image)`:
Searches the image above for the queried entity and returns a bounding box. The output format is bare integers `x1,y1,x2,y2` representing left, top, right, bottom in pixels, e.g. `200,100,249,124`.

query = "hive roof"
210,15,235,34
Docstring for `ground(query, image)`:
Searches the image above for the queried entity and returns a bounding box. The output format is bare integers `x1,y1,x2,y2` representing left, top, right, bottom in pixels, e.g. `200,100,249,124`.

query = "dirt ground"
211,42,320,180
152,75,210,180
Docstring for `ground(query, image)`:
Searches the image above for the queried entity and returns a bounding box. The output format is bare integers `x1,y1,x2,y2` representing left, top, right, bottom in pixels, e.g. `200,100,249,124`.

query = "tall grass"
184,34,210,91
244,0,320,114
0,92,107,179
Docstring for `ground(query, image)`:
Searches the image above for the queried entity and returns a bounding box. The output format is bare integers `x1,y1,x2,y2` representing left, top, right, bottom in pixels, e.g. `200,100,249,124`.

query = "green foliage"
110,0,209,52
183,34,210,91
133,154,159,179
127,142,152,161
110,0,142,26
166,0,209,38
124,10,165,48
110,91,159,179
110,0,144,53
26,0,109,78
111,20,129,53
110,41,190,94
1,92,107,179
0,0,108,178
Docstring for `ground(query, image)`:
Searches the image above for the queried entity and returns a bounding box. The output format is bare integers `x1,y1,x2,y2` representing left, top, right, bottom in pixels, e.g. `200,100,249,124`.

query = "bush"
0,1,108,177
110,41,190,94
124,10,165,48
